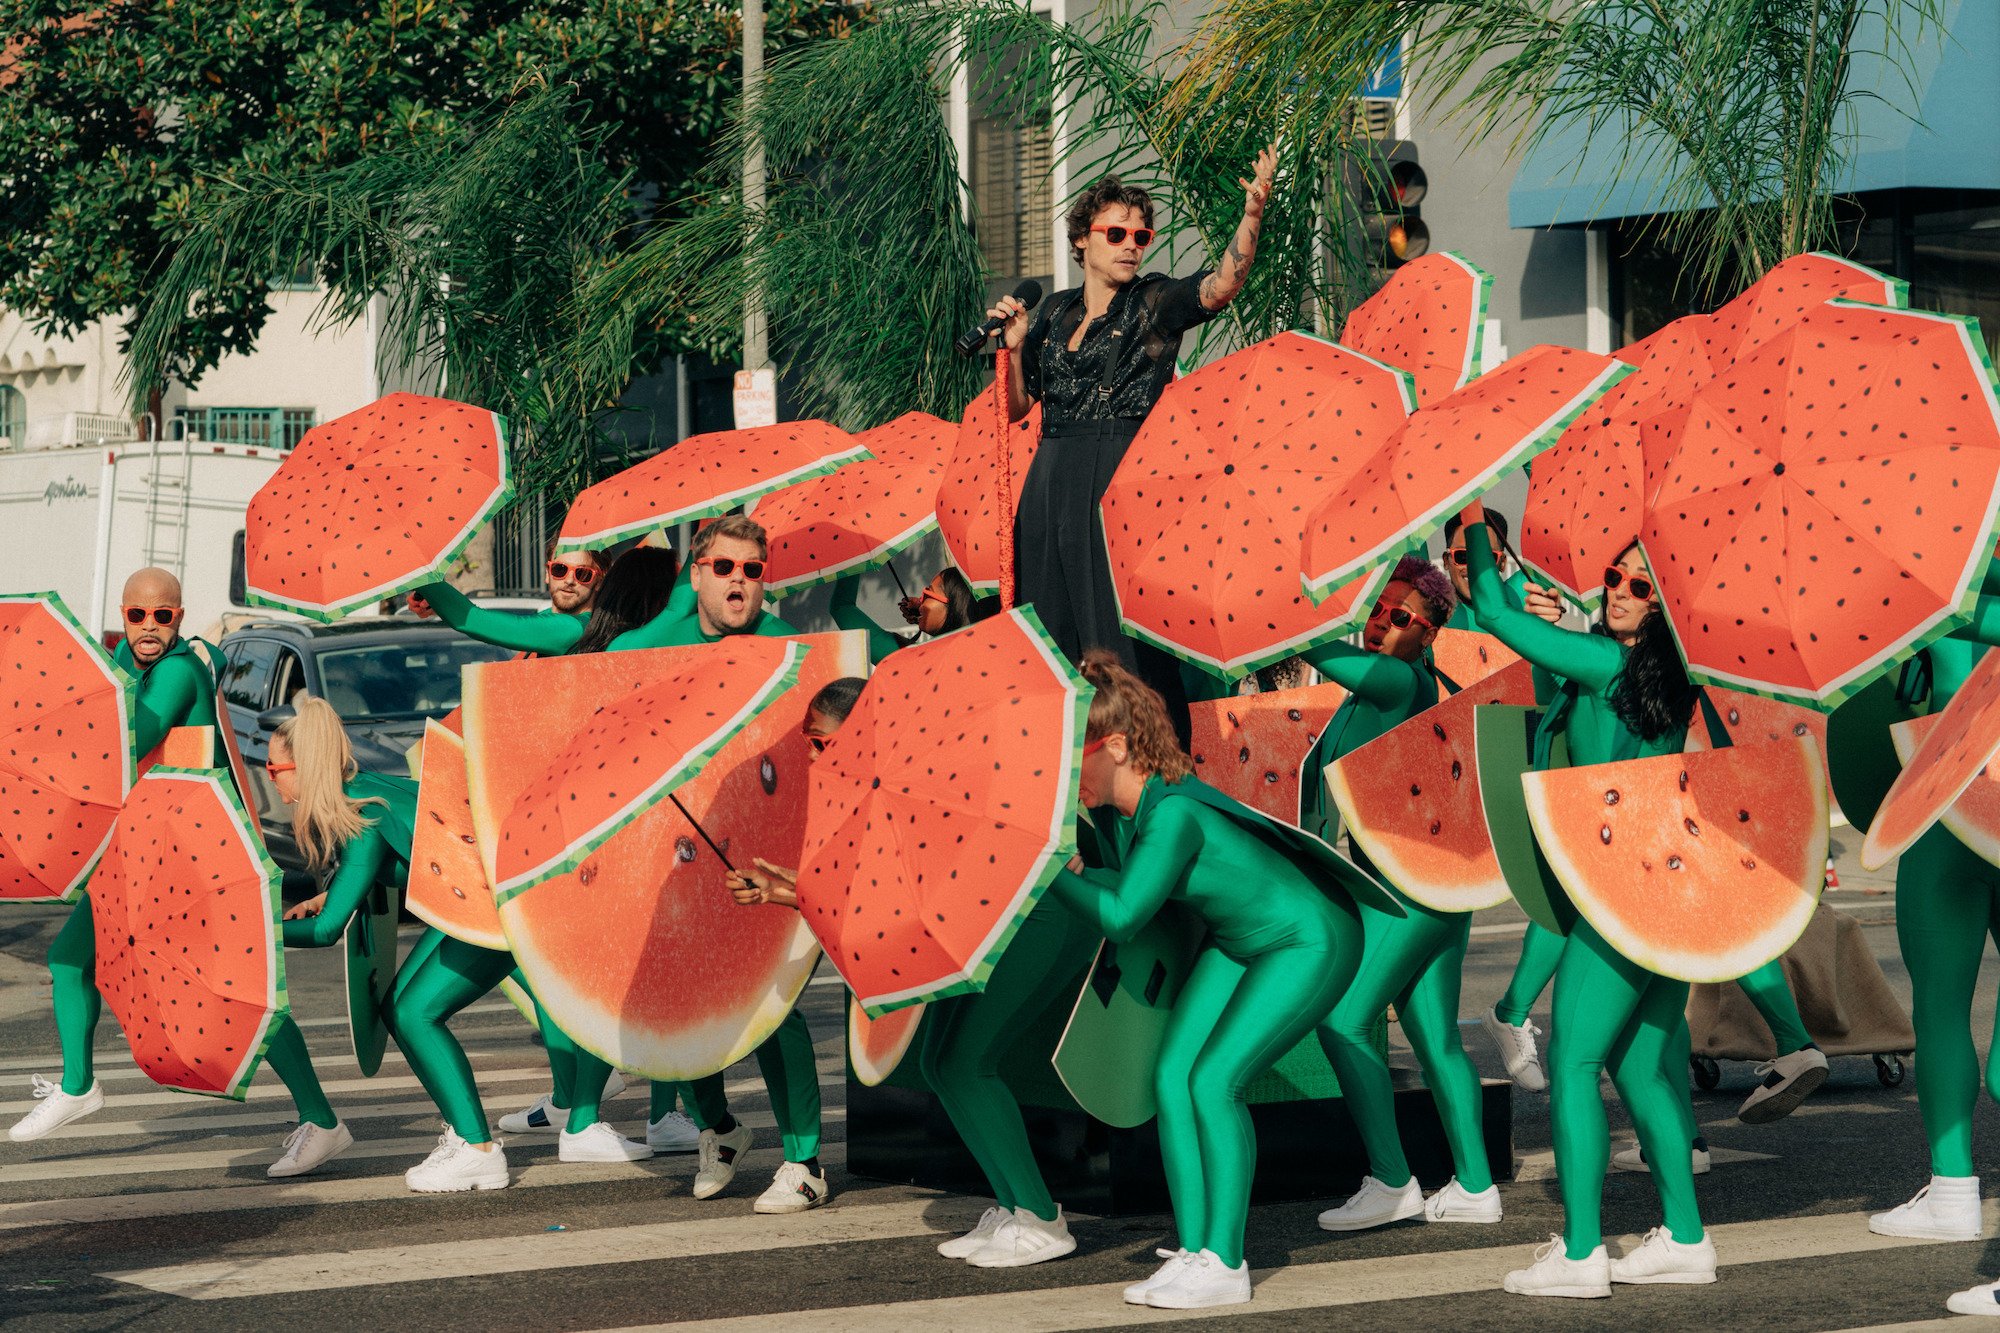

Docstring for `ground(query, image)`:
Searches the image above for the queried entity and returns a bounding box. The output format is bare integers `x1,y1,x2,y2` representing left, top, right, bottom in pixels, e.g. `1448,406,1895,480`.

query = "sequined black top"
1021,270,1217,427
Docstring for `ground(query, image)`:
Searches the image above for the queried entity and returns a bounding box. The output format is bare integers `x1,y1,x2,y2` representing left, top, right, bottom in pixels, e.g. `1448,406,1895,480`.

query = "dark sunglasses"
1368,599,1433,631
1603,566,1656,601
806,734,833,754
1091,224,1155,248
546,560,599,585
123,605,183,627
695,556,767,581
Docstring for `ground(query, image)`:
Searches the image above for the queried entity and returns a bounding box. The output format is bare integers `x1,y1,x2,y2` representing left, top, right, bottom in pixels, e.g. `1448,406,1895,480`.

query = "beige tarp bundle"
1688,904,1913,1061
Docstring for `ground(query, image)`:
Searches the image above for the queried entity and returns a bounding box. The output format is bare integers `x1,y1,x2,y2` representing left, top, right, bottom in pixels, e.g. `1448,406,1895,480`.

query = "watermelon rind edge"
135,767,289,1101
1440,251,1495,392
246,407,516,623
554,438,874,556
761,510,941,597
1863,678,2000,870
490,640,812,905
854,603,1093,1017
1889,715,2000,870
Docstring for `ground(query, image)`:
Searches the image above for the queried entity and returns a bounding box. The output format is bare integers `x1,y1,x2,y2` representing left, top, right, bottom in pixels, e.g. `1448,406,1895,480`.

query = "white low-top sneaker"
498,1072,630,1134
7,1076,103,1142
754,1160,831,1214
559,1121,652,1163
1948,1279,2000,1316
1424,1178,1502,1223
1503,1236,1612,1299
1144,1249,1251,1310
692,1122,755,1200
1482,1009,1547,1092
647,1109,701,1153
1317,1175,1424,1232
1737,1046,1829,1124
1123,1249,1193,1304
966,1207,1078,1268
268,1120,353,1179
1870,1177,1982,1241
1611,1227,1718,1284
937,1206,1011,1259
1611,1141,1712,1175
405,1129,510,1193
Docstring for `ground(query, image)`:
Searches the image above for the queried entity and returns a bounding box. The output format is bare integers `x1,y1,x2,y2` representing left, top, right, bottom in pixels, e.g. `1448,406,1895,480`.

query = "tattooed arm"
1199,144,1275,311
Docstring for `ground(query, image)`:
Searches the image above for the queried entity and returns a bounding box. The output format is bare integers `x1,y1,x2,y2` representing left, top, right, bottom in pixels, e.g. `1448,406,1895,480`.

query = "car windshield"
315,640,514,721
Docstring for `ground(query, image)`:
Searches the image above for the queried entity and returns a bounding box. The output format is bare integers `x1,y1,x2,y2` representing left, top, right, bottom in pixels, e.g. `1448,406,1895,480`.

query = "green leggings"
1549,918,1703,1259
1498,921,1812,1056
917,894,1098,1222
48,894,337,1123
1895,824,2000,1177
675,1008,822,1162
1316,896,1491,1192
1161,935,1356,1268
389,929,613,1141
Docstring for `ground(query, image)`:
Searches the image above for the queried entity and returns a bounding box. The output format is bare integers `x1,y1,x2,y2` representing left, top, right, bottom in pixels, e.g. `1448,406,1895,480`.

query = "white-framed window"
0,384,24,448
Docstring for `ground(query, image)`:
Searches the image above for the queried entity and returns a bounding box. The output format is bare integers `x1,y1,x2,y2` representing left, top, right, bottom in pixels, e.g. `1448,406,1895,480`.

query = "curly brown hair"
1079,650,1192,783
1065,175,1154,266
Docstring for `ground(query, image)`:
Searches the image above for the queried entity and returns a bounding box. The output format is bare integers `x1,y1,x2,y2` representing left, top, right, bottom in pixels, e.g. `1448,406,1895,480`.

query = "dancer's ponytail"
274,696,382,870
1079,651,1193,783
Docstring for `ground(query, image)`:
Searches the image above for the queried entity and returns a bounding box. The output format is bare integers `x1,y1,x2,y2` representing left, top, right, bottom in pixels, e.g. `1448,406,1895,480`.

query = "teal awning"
1509,0,2000,229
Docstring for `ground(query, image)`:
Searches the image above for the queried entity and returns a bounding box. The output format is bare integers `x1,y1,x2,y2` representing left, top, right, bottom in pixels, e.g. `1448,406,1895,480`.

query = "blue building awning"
1508,0,2000,229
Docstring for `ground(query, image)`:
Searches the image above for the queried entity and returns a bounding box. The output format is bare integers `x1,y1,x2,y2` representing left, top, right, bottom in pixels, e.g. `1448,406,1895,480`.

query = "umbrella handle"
668,793,737,873
995,346,1016,610
886,562,910,599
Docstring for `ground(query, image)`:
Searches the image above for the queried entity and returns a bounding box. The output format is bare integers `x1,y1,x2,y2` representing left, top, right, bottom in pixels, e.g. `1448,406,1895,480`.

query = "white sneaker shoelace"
279,1124,311,1157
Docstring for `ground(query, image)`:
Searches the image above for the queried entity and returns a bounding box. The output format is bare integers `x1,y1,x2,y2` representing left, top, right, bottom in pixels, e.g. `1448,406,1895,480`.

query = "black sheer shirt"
1021,270,1217,427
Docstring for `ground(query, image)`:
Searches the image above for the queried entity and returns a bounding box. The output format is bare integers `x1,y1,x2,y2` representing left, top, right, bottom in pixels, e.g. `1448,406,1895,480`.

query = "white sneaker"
938,1205,1011,1259
1737,1046,1829,1124
268,1120,353,1179
966,1207,1078,1268
1425,1178,1502,1223
405,1129,510,1192
647,1109,701,1153
1870,1176,1982,1241
1610,1226,1717,1284
692,1121,755,1200
8,1076,103,1142
1483,1009,1548,1092
1947,1279,2000,1316
559,1121,652,1163
1317,1175,1424,1231
1144,1249,1251,1309
1123,1249,1193,1304
498,1072,629,1133
754,1160,831,1214
1503,1235,1612,1298
1611,1141,1712,1175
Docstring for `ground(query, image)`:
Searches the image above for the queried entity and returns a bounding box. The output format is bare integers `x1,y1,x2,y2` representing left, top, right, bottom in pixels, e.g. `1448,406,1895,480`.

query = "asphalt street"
1,827,1996,1331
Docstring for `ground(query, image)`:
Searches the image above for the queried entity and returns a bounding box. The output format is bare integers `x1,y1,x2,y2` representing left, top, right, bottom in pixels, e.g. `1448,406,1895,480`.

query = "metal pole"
742,0,769,373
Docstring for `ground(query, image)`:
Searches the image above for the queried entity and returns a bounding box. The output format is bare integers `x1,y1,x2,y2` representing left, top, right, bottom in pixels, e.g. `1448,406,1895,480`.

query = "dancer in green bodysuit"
1299,555,1500,1233
1045,654,1364,1310
1459,500,1716,1297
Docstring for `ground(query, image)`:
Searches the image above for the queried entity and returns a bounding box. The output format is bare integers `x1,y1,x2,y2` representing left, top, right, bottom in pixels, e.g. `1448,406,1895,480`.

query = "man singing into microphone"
986,150,1275,728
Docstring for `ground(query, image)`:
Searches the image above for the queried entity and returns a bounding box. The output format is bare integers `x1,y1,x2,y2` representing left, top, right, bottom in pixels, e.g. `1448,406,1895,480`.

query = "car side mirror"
256,704,296,733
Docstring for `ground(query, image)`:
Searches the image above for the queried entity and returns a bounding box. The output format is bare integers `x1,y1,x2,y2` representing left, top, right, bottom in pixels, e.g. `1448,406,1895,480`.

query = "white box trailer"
0,434,306,644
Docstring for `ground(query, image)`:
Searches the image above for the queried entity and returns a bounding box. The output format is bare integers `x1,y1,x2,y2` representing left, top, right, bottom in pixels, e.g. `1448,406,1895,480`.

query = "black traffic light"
1362,139,1429,268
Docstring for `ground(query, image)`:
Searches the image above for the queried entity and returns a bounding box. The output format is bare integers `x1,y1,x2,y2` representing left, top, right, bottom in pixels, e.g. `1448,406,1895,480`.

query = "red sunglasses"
1603,566,1656,601
1368,599,1433,631
1091,224,1155,248
123,605,183,627
546,560,599,585
695,556,767,581
264,760,296,775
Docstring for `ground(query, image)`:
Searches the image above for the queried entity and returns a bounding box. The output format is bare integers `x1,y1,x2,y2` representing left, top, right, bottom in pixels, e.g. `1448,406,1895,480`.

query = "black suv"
216,617,515,872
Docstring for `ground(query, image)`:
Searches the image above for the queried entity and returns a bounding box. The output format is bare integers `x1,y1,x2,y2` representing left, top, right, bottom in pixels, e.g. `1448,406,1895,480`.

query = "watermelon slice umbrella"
936,398,1042,593
482,639,807,901
753,412,959,595
243,392,513,621
1641,300,2000,709
1862,648,2000,870
1101,331,1414,678
1892,712,2000,869
1300,344,1632,600
556,421,868,554
1699,251,1907,366
0,592,136,902
89,768,285,1098
1338,251,1493,407
794,608,1091,1015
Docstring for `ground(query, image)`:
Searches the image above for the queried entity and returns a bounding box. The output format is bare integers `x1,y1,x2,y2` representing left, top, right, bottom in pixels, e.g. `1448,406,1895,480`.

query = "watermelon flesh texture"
1862,649,2000,871
1188,683,1347,824
1338,251,1492,406
90,770,283,1097
1523,737,1829,983
1429,629,1522,688
1327,661,1537,912
472,633,868,1079
409,722,507,951
849,996,925,1087
141,726,219,772
1686,687,1841,822
1893,713,2000,868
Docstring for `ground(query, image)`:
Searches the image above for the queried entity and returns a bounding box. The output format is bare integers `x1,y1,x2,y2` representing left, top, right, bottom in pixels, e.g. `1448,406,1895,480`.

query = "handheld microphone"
954,279,1044,357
